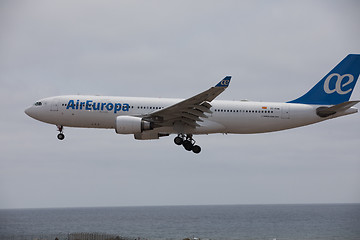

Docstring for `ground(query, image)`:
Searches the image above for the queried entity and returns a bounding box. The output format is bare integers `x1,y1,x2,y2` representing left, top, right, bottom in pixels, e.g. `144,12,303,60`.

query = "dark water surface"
1,204,359,240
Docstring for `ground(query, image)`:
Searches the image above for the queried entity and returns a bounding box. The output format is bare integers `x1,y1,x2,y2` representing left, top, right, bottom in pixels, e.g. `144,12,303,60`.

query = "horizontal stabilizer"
316,101,360,117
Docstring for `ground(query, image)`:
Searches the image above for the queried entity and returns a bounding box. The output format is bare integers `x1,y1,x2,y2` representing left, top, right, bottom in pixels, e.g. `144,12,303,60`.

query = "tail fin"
288,54,360,105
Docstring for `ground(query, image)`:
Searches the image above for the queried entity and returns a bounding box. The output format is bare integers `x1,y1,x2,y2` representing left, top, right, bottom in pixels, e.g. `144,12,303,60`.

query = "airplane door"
281,105,290,119
50,100,59,111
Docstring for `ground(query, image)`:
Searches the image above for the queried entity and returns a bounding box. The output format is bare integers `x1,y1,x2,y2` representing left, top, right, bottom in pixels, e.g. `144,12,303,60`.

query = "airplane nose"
25,106,34,117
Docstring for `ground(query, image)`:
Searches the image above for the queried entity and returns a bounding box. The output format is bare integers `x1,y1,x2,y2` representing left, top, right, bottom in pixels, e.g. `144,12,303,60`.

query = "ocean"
0,204,359,240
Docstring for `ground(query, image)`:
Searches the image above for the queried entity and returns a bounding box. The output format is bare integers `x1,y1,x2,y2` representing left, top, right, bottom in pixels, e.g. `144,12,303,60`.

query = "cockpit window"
34,101,42,106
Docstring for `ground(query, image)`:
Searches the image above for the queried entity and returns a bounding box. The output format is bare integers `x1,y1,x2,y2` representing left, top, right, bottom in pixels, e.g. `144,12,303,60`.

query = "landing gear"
174,134,201,154
56,125,65,140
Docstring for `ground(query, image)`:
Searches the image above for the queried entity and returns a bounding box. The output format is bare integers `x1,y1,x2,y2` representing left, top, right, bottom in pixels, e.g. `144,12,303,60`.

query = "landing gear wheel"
174,136,183,145
183,140,193,151
57,133,65,140
192,145,201,154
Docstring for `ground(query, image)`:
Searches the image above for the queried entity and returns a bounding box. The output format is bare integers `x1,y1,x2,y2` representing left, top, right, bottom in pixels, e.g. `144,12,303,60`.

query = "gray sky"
1,0,360,209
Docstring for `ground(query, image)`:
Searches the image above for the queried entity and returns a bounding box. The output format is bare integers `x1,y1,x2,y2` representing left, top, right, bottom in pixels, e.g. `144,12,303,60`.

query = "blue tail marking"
288,54,360,105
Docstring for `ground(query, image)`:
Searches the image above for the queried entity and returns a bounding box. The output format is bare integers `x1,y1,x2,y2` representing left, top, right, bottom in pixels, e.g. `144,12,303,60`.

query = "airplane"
25,54,360,154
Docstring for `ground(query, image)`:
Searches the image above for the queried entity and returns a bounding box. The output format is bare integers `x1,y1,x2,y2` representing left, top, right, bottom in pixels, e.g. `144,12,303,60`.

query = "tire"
57,133,65,140
192,145,201,154
183,140,193,151
174,136,183,145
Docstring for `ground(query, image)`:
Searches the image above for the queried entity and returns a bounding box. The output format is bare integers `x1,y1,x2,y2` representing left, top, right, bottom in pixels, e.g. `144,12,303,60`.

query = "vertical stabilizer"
288,54,360,105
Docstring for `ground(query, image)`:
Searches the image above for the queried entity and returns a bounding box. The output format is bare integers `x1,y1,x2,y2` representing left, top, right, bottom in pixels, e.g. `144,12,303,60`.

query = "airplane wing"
143,76,231,128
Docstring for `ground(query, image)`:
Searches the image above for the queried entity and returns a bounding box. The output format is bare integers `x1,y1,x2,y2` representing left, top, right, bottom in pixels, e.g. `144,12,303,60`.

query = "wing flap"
191,103,212,113
174,112,204,122
185,108,208,118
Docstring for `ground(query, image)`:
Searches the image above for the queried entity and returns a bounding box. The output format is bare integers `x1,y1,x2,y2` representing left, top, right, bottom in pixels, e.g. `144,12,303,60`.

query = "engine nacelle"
115,116,153,134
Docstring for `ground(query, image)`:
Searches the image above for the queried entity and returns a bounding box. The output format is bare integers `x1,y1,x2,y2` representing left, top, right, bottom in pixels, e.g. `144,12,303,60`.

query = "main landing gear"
174,134,201,154
57,125,65,140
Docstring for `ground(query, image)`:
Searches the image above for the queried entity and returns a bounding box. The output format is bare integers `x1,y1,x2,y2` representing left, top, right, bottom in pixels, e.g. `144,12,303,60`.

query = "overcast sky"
0,0,360,209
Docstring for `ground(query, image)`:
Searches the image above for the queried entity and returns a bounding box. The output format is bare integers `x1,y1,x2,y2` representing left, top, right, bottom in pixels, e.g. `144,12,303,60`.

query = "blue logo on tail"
216,76,232,87
288,54,360,105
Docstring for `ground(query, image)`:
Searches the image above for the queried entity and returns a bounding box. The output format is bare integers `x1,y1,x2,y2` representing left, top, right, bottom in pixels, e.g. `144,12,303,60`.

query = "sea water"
1,204,359,240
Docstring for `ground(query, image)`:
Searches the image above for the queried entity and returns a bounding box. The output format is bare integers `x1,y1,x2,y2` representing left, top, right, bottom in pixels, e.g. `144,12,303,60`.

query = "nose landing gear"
174,134,201,154
57,125,65,140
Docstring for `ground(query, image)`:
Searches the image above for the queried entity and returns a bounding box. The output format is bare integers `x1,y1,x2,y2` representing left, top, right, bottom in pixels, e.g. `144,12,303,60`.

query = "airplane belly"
53,110,115,129
224,117,322,134
194,119,226,134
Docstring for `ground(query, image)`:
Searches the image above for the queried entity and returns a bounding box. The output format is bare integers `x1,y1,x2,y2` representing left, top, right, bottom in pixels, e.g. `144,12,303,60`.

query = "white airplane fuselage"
24,55,360,153
25,95,357,136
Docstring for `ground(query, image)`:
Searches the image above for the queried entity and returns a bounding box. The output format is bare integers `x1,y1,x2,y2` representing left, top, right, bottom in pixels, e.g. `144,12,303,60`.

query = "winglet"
215,76,232,87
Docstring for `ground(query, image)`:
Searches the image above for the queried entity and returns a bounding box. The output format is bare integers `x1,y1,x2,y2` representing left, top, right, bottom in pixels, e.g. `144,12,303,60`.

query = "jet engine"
115,116,153,134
